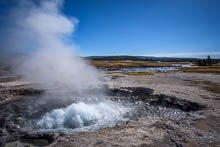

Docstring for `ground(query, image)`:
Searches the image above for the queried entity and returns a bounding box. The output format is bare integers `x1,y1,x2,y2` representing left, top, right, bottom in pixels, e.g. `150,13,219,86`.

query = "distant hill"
85,55,201,62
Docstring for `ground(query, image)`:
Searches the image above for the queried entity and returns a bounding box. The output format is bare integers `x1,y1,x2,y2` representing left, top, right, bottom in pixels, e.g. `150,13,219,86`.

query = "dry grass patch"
90,60,178,68
180,66,220,74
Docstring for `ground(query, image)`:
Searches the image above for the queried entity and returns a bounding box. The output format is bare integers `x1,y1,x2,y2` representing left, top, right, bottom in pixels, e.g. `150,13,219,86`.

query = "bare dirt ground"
1,70,220,147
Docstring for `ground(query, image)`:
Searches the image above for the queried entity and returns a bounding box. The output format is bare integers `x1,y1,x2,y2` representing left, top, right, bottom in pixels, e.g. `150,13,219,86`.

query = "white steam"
13,0,101,92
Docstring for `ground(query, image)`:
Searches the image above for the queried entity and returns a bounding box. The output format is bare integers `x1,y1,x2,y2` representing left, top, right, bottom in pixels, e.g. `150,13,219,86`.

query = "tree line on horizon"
197,55,218,66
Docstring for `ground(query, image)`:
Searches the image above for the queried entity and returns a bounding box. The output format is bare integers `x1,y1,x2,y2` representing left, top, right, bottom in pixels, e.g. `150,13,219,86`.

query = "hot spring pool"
0,87,205,135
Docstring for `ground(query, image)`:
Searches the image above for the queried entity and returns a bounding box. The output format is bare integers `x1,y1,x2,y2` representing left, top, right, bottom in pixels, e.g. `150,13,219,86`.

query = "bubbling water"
36,101,130,131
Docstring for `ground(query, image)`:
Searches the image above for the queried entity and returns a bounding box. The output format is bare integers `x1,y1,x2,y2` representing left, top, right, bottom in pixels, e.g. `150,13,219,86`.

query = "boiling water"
36,101,130,131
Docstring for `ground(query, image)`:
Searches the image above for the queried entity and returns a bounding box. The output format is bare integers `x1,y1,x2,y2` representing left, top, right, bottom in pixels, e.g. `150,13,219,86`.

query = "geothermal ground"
0,64,220,147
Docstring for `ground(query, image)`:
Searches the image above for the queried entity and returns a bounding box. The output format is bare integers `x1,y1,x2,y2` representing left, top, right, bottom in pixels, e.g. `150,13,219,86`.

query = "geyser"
6,0,130,133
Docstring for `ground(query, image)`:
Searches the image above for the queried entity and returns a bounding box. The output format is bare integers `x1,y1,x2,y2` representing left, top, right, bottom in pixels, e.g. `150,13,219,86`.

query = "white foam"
37,101,129,131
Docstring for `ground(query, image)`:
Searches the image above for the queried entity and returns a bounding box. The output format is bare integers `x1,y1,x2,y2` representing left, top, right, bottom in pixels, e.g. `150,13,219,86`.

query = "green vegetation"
197,55,217,66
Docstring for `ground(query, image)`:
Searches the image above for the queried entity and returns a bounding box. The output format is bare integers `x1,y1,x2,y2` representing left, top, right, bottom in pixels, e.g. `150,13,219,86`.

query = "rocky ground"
1,71,220,147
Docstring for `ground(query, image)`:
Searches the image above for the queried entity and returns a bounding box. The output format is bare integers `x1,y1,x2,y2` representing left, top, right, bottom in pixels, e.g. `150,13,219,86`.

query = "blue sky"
1,0,220,58
63,0,220,58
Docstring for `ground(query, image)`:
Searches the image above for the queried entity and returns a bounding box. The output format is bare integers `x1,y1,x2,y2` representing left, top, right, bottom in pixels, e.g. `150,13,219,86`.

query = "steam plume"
10,0,101,92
